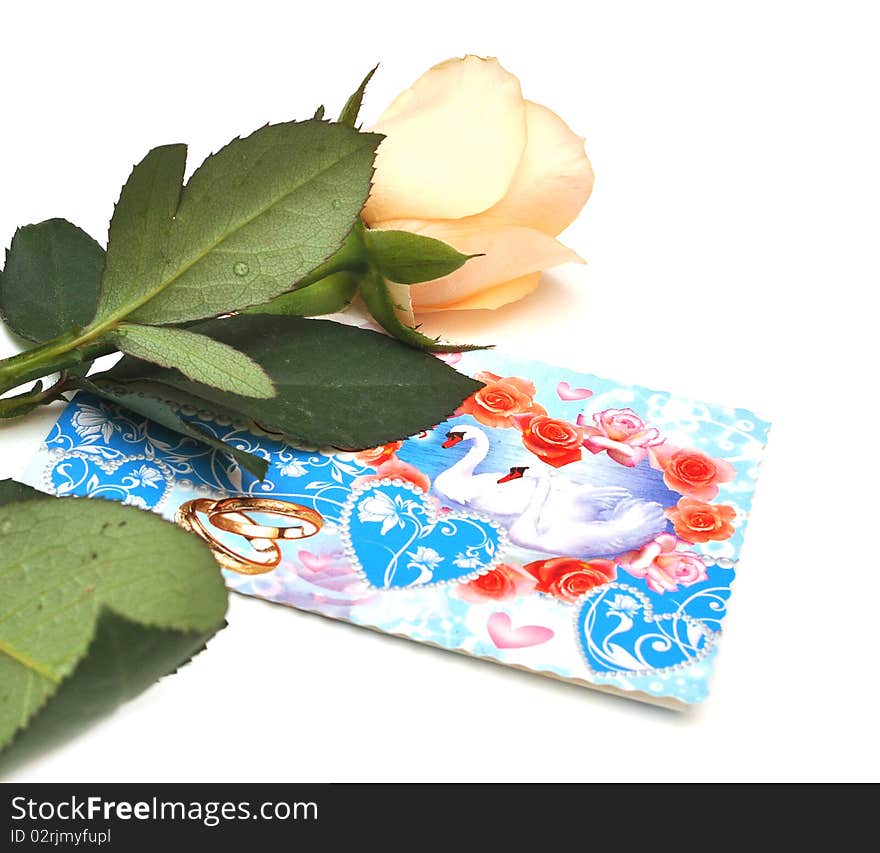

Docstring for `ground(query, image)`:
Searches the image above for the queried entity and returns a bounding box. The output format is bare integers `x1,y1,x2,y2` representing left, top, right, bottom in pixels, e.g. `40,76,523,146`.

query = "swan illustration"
433,425,634,526
503,467,668,558
433,426,534,520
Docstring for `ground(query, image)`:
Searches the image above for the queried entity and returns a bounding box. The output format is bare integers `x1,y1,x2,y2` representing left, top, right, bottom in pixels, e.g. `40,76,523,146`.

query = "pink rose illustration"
577,408,663,467
618,533,708,594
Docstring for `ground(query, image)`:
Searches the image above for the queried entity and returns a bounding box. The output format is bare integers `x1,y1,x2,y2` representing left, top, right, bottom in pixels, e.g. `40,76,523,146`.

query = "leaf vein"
0,639,60,685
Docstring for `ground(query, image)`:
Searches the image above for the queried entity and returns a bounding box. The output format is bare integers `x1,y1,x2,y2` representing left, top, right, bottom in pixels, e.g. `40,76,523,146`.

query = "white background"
1,1,877,782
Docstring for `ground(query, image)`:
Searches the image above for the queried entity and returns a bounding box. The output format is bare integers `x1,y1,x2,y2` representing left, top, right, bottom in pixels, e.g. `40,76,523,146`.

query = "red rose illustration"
457,371,546,429
650,445,736,500
355,441,404,468
666,497,736,543
455,563,536,603
519,415,584,468
524,556,616,603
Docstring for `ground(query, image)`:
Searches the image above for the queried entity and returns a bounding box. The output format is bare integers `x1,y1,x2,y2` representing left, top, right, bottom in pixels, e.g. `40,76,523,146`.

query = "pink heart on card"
487,612,554,649
556,381,593,401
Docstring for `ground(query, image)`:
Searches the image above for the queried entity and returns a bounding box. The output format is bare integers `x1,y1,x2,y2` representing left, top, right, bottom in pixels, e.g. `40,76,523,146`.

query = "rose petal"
649,444,679,469
675,482,721,501
363,56,528,222
714,457,737,483
541,447,582,468
472,101,594,236
647,571,679,593
511,413,538,432
416,273,543,312
607,446,645,467
656,533,680,552
373,220,581,310
628,541,662,571
582,434,619,452
503,376,538,397
627,427,662,447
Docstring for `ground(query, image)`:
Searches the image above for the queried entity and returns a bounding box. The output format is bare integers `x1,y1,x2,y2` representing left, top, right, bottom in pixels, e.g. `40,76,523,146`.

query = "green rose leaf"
93,144,187,324
0,478,45,503
357,267,488,352
103,315,483,447
339,65,378,127
364,229,478,285
0,219,104,343
111,323,275,398
244,271,360,317
0,490,227,769
88,121,381,328
72,377,269,480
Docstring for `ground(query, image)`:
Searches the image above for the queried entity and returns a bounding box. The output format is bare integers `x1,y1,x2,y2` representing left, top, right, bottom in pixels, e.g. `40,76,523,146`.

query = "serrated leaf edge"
0,606,226,756
0,496,227,752
102,122,383,328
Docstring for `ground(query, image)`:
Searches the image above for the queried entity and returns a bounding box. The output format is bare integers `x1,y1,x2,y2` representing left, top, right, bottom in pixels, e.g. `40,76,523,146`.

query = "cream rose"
362,55,594,315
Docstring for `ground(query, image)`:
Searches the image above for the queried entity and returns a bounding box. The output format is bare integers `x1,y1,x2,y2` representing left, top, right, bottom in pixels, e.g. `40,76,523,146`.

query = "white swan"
509,466,636,521
433,426,632,525
505,468,668,558
433,426,534,520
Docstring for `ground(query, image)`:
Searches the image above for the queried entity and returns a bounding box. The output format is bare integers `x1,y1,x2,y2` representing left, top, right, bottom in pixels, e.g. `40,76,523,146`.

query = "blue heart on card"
46,452,172,509
340,480,506,589
576,582,717,677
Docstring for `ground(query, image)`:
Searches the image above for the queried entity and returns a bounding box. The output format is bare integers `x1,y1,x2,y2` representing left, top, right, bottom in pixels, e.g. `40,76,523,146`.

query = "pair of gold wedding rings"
176,497,324,574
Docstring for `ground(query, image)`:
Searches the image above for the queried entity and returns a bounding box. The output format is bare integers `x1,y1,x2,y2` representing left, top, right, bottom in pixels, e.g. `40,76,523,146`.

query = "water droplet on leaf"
233,262,250,277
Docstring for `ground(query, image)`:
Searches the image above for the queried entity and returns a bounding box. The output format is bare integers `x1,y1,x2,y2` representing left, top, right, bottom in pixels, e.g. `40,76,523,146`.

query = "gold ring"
175,498,282,575
208,497,324,541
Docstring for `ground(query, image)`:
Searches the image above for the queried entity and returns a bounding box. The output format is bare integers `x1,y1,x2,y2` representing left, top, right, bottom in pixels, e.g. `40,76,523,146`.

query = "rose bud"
363,55,593,317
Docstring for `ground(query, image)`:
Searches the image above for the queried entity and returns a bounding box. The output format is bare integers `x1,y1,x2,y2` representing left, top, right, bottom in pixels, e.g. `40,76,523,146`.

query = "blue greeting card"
20,351,769,708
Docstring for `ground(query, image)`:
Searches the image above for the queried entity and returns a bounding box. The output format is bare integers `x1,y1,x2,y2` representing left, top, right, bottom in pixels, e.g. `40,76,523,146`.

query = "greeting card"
21,351,769,708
